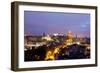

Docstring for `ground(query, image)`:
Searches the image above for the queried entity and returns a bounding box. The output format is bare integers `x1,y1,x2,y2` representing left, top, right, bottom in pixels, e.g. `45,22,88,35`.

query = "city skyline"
24,11,90,37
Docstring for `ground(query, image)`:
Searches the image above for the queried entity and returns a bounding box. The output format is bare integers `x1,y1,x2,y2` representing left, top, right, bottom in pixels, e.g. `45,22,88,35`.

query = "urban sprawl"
24,31,90,61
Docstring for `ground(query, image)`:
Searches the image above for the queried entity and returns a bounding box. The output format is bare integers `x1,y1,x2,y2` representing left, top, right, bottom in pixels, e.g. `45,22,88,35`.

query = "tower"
65,31,73,45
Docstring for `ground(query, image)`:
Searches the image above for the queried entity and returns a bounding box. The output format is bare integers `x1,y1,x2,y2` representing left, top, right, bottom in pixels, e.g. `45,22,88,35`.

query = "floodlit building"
42,35,53,41
65,31,73,45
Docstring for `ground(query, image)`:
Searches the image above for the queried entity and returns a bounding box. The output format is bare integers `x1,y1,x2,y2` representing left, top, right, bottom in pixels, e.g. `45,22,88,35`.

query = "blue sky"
24,11,90,37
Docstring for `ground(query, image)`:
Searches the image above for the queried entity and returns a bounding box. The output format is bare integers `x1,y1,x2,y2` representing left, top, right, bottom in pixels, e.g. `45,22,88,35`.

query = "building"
42,35,53,41
65,31,73,45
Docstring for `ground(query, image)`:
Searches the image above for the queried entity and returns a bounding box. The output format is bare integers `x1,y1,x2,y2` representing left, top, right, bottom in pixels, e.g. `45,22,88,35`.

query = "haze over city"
24,11,90,37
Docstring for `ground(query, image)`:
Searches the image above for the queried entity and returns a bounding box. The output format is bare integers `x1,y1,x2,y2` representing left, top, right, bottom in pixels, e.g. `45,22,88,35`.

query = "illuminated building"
65,31,73,45
42,35,53,41
53,33,64,36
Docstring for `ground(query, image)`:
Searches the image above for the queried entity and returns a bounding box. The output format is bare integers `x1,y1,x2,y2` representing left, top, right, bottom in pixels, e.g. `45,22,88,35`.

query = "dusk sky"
24,11,90,37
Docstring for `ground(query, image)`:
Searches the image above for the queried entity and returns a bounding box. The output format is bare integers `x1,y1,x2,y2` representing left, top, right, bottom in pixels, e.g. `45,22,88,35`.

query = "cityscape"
24,11,90,61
